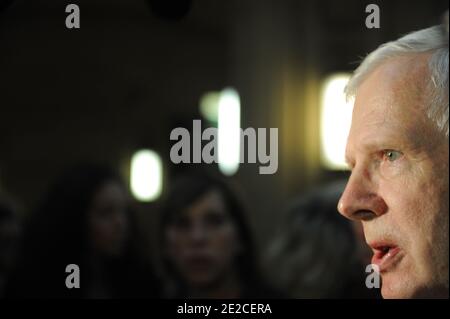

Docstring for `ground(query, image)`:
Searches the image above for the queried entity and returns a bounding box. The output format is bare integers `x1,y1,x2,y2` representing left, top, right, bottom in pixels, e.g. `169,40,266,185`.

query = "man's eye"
383,150,403,162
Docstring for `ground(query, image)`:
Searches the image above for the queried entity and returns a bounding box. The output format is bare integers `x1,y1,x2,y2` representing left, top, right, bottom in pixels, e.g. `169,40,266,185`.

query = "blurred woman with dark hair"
160,172,279,299
7,164,160,298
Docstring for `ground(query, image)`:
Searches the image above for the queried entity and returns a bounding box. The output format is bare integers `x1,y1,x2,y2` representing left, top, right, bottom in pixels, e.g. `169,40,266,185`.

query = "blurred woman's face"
88,181,129,257
165,189,242,289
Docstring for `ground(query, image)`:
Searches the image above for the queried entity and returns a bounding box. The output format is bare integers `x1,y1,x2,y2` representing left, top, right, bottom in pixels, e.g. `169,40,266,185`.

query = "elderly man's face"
338,54,449,298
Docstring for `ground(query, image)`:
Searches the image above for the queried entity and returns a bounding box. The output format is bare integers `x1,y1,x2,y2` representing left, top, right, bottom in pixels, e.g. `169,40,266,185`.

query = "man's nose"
338,166,388,221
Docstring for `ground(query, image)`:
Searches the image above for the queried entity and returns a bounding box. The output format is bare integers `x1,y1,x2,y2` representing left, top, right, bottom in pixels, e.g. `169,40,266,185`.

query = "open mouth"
370,242,402,273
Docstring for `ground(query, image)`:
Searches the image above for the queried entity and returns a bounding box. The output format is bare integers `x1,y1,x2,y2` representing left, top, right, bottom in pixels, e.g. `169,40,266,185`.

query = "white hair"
346,15,449,137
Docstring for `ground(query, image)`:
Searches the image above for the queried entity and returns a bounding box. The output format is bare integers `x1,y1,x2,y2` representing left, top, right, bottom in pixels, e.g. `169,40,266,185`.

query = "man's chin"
380,272,416,299
381,286,413,299
381,272,448,299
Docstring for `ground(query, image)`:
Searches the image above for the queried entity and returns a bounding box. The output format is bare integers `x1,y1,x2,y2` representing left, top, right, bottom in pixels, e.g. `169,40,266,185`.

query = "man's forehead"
347,54,434,154
354,54,431,117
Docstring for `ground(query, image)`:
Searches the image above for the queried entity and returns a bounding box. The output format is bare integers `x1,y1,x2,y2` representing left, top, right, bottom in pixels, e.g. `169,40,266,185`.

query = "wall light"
320,73,354,170
199,91,220,124
218,88,241,176
130,149,162,202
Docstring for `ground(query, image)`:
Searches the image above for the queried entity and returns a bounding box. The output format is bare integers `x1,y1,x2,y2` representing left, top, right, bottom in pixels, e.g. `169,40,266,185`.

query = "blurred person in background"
0,197,21,298
6,164,160,298
264,182,380,299
159,172,280,299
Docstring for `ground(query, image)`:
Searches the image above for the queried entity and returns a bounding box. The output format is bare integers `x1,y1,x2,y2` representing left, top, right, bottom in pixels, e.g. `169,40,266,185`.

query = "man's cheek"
380,174,414,214
380,186,418,246
397,195,433,271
